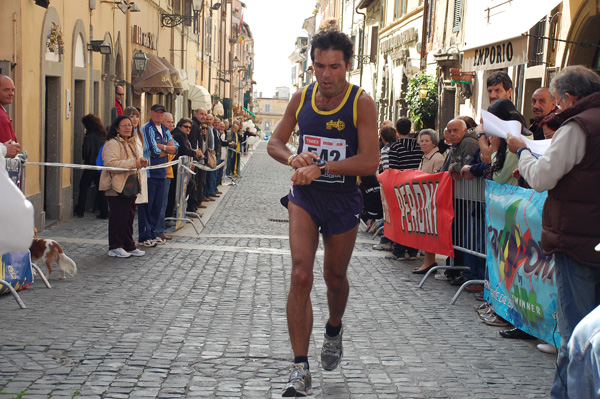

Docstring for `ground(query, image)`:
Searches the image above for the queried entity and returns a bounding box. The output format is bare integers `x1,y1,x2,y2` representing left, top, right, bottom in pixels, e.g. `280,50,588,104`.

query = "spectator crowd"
365,66,600,399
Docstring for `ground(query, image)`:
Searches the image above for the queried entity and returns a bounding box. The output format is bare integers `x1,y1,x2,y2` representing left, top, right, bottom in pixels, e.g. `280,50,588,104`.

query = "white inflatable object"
246,136,257,146
0,150,34,255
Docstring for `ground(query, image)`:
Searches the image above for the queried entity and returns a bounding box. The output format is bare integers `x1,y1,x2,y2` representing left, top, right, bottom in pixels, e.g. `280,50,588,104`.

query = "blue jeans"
155,178,171,236
138,178,165,242
204,170,217,197
566,304,600,398
551,253,600,398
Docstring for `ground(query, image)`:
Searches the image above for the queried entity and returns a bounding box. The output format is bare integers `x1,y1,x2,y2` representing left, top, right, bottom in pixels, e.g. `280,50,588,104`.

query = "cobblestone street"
0,142,555,398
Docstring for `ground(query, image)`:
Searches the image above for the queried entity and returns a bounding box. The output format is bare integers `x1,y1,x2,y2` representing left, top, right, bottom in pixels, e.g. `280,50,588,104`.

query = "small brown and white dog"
29,228,77,279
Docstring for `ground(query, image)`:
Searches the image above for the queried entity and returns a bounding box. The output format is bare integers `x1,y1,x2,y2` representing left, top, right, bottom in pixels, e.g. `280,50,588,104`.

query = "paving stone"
0,144,555,398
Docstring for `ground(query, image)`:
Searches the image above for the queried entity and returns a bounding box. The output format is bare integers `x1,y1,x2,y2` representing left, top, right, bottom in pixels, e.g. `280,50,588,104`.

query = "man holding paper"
506,65,600,399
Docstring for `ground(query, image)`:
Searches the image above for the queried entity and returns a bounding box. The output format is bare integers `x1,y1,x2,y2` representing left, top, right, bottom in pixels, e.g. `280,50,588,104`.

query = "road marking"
50,235,391,258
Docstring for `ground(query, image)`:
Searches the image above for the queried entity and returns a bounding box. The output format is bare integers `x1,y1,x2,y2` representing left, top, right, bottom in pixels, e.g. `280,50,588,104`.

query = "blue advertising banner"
0,251,34,295
484,180,560,346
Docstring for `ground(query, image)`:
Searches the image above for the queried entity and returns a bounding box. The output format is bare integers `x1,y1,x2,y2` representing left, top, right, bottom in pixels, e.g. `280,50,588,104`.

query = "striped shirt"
380,143,392,171
388,137,423,170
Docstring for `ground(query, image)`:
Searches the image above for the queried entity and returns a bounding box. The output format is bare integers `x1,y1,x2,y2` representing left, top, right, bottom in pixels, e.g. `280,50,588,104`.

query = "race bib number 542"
303,135,346,184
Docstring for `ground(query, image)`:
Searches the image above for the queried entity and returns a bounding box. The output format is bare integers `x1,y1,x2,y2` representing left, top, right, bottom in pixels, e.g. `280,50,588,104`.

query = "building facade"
1,0,254,229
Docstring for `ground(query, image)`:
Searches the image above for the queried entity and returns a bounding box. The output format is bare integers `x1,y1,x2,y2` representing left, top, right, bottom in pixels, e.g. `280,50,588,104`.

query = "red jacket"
0,106,17,143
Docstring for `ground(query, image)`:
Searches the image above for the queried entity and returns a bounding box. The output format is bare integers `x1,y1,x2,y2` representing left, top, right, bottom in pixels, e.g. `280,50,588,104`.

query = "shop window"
452,0,462,33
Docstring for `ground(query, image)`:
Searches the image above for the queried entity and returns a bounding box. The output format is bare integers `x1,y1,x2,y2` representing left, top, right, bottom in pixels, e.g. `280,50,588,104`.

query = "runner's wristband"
517,147,531,159
287,154,298,167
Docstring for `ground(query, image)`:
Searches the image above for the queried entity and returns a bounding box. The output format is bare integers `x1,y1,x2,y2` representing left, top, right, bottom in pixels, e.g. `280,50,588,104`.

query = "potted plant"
405,73,438,130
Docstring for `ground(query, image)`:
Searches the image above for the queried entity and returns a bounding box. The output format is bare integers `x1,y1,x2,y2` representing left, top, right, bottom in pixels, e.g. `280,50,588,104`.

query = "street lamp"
88,40,111,55
133,50,148,76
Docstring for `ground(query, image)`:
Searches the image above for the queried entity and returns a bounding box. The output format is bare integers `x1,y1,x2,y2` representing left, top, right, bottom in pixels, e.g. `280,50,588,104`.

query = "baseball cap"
151,104,166,112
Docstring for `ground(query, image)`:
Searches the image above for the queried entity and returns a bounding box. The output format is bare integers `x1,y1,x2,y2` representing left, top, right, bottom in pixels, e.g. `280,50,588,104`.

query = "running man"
267,29,379,397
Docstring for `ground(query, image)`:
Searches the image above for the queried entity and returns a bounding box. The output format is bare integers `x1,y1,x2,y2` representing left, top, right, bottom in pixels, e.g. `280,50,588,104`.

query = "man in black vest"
507,65,600,399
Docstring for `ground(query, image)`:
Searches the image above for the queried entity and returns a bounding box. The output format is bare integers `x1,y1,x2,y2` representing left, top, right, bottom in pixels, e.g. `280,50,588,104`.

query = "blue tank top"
296,82,363,192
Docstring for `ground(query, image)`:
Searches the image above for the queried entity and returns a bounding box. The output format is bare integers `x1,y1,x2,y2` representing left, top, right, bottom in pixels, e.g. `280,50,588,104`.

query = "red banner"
378,169,454,257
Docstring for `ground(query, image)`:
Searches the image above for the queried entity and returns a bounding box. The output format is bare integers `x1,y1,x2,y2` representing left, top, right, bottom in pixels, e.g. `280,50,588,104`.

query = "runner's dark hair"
310,29,354,65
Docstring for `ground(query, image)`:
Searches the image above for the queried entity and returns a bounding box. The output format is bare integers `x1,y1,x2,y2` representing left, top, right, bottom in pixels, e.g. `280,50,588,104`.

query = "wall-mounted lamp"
418,82,429,99
88,40,111,55
133,50,148,76
102,0,139,14
161,0,203,27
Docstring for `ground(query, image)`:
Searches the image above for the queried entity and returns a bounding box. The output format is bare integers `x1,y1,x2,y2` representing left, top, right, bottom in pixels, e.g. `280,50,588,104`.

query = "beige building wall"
254,98,288,133
2,0,254,230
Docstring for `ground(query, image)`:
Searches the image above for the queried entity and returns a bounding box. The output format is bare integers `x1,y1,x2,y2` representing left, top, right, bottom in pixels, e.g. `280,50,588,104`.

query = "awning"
357,0,375,9
461,0,562,71
159,57,185,96
188,84,211,110
132,53,174,95
242,106,255,117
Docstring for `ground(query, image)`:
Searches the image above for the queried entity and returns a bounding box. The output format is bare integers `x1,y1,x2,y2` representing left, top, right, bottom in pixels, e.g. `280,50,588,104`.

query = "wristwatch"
517,147,531,159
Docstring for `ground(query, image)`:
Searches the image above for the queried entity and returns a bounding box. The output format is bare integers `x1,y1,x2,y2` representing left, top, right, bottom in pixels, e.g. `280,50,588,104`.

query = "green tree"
405,73,438,130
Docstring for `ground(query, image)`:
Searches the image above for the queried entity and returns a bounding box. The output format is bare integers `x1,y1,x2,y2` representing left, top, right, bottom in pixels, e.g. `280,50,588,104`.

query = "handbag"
207,148,217,169
119,173,140,198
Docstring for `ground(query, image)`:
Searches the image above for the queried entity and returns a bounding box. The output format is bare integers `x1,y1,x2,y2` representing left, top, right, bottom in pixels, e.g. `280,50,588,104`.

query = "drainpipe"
420,0,428,71
355,2,366,87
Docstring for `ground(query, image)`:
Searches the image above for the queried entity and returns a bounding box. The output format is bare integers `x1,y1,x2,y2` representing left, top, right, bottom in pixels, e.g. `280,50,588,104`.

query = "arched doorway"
40,7,65,227
71,20,88,213
563,1,600,69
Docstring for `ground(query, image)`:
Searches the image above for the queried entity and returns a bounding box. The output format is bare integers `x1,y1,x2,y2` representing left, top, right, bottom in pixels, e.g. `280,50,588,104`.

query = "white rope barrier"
24,159,179,172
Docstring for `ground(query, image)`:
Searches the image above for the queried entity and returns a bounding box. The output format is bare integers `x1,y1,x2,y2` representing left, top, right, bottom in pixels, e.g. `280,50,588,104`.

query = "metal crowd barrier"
165,156,203,236
418,177,487,304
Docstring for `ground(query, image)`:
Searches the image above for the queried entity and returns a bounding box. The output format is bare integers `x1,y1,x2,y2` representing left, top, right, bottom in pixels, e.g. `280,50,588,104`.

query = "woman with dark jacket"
74,114,108,218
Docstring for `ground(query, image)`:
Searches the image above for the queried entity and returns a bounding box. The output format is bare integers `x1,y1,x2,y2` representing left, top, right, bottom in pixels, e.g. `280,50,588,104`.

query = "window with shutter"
369,26,379,63
452,0,462,33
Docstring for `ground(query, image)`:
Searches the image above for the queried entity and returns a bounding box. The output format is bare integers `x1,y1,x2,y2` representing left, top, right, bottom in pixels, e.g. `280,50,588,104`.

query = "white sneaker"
537,343,558,354
153,237,166,245
108,248,131,258
127,248,145,257
372,243,392,251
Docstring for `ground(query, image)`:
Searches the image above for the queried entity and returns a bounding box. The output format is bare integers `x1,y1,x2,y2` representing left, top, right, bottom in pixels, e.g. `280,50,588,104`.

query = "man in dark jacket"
507,65,600,399
188,107,207,212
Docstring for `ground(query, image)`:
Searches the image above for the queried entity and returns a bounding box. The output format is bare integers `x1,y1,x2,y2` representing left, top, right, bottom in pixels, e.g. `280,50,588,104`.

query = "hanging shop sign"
463,36,527,71
131,25,158,50
380,27,419,62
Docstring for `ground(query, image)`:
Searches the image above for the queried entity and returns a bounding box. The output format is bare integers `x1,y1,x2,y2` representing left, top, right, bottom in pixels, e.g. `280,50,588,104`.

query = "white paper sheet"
481,110,551,157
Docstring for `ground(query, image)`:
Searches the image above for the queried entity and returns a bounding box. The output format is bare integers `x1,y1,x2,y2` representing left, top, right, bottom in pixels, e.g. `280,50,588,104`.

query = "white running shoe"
321,325,343,371
127,248,145,257
108,248,131,258
282,363,312,397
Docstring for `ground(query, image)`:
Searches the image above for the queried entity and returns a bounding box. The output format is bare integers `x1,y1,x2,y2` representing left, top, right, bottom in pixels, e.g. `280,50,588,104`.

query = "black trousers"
75,170,108,217
107,195,137,251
